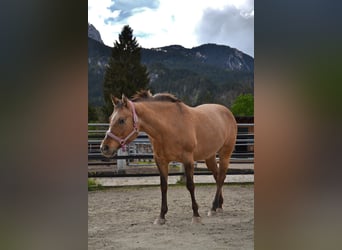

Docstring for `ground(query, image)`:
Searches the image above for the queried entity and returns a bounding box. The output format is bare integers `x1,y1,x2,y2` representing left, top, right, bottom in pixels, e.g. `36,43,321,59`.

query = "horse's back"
193,104,236,132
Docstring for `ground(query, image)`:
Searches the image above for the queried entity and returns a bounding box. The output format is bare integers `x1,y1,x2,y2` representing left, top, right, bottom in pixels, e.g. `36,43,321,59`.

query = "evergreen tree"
103,25,149,116
88,104,98,122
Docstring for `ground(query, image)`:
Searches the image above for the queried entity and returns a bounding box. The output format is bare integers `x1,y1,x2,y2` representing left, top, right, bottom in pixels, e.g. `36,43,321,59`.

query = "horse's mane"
131,90,181,103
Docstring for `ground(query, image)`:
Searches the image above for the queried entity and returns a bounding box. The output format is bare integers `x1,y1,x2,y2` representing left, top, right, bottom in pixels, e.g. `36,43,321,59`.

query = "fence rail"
88,123,254,177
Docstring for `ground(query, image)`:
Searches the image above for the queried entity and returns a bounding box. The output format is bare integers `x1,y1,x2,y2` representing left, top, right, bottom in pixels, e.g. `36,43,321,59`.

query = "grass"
88,178,104,191
88,182,253,192
88,176,253,192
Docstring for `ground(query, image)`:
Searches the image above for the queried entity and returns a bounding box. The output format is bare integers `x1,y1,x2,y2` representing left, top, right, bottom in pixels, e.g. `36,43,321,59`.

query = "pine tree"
103,25,149,116
88,104,98,122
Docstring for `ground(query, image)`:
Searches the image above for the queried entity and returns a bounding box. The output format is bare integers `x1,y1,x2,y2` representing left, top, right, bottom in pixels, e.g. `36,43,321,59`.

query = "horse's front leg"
154,159,169,225
184,161,202,224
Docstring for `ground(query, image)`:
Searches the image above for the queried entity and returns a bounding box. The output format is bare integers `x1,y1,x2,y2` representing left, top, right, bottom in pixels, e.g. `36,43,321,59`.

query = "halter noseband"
106,100,139,150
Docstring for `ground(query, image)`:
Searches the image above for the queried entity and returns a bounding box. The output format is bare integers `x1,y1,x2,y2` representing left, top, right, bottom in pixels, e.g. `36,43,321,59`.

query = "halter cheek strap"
106,100,139,150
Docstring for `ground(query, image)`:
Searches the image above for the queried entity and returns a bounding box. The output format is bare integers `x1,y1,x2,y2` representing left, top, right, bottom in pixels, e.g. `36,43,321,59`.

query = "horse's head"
100,94,139,157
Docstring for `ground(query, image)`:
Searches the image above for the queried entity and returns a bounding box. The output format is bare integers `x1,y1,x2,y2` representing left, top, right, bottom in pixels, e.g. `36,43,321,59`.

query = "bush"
231,94,254,116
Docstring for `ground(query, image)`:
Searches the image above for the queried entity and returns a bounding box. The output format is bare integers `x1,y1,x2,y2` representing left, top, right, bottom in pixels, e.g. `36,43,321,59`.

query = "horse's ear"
122,94,128,107
111,94,120,106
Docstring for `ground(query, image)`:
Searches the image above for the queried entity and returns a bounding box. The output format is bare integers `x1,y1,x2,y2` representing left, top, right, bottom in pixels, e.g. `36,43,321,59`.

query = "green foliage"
103,25,149,117
231,94,254,116
88,104,108,122
88,178,103,191
88,104,98,122
148,63,253,107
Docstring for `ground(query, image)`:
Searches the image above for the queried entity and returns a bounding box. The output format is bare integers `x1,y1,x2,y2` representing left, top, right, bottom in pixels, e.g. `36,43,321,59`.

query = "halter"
106,100,139,150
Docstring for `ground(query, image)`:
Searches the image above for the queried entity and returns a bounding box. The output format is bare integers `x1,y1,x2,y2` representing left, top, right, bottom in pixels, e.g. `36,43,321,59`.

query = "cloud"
88,0,254,56
88,0,118,45
88,0,162,45
108,0,160,12
196,3,254,56
105,0,160,23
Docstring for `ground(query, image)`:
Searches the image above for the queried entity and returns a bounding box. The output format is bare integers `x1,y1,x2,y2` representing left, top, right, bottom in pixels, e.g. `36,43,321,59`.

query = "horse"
100,90,237,224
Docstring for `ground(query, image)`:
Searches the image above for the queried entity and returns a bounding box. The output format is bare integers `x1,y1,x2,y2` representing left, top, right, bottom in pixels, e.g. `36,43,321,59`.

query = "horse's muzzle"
100,143,117,158
100,144,109,153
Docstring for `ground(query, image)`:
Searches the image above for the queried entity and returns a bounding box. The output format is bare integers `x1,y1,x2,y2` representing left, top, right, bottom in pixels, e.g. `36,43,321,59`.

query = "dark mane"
131,90,181,103
153,93,181,102
131,90,153,101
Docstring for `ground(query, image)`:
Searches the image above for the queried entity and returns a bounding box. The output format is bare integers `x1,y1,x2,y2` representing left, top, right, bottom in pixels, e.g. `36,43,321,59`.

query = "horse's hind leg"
208,157,229,216
205,156,223,216
209,144,235,216
205,155,218,181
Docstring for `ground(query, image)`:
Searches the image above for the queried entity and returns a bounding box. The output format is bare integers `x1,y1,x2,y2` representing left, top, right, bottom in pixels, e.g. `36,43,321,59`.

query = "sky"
88,0,254,57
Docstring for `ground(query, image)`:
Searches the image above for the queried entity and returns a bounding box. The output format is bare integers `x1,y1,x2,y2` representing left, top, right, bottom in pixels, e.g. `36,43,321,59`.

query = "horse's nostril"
101,144,109,152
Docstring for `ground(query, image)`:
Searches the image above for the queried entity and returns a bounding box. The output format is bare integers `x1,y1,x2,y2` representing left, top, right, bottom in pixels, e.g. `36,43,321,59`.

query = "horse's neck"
134,102,171,139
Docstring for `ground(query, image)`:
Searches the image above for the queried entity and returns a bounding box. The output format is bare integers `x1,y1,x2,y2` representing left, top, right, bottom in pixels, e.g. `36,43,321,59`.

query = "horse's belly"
193,142,222,161
153,143,214,162
193,151,212,161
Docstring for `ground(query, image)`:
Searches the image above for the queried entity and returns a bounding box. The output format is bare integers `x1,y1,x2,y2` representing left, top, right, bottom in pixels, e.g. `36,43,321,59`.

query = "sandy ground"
88,184,254,250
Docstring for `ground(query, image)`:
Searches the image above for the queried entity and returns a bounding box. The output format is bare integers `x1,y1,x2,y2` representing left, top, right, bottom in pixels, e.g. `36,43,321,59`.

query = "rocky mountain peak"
88,23,104,44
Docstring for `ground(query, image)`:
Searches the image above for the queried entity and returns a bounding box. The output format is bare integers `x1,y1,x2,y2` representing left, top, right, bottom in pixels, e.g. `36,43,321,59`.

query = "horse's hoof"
191,216,202,224
207,210,216,217
153,217,166,225
216,208,223,213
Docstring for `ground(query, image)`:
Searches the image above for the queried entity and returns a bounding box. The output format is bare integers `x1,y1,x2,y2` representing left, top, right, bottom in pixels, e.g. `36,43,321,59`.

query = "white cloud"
88,0,119,46
196,3,254,56
88,0,253,55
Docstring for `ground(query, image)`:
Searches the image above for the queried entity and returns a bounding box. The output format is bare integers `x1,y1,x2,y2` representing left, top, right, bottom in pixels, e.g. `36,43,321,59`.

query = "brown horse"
100,90,237,224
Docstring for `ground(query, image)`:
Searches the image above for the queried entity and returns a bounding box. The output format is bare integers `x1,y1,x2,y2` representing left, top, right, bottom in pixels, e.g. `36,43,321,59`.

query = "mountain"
143,44,253,72
88,33,254,108
88,37,111,106
88,23,104,44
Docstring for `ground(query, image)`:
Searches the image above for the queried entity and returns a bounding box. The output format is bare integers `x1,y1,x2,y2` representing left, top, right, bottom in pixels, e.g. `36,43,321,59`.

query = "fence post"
117,148,127,174
177,163,186,184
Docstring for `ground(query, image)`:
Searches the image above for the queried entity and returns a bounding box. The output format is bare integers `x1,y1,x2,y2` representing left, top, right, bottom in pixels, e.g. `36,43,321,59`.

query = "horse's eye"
118,118,125,125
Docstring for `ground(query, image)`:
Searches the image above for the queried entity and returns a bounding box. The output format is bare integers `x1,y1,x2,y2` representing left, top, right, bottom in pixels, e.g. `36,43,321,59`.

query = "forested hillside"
88,37,254,107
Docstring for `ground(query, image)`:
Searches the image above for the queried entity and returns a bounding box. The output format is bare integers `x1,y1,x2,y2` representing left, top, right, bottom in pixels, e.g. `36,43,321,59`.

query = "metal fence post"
117,148,127,174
